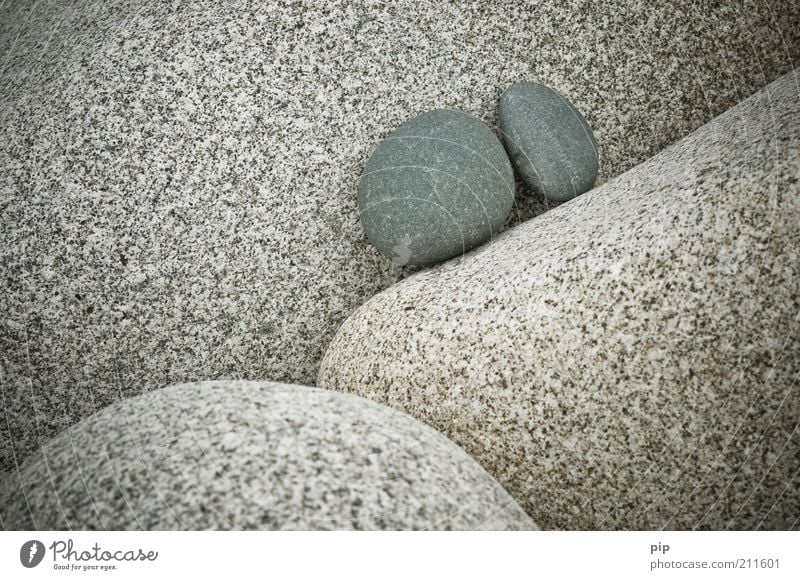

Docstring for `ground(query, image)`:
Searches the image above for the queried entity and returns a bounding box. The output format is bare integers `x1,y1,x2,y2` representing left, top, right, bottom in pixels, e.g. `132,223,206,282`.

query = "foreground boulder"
319,71,800,530
0,381,535,530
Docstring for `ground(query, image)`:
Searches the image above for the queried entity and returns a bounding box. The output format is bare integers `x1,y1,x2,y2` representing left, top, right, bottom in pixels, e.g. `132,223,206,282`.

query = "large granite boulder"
0,381,536,530
318,72,800,530
2,0,799,473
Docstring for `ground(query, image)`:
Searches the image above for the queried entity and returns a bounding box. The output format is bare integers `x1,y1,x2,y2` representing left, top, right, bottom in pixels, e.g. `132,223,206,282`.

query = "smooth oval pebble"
0,380,537,531
358,109,514,265
499,82,598,202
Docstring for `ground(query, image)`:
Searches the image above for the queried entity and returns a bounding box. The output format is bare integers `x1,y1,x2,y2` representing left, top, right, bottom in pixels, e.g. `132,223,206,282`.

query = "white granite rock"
2,0,799,473
319,72,800,530
0,381,536,530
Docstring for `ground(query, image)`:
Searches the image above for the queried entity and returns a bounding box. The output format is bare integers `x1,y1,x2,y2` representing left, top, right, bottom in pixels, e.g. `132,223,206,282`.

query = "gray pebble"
359,110,514,265
499,83,598,201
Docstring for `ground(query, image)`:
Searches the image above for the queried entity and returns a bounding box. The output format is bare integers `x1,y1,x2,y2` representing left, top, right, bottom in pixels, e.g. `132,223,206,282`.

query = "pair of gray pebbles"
358,82,599,265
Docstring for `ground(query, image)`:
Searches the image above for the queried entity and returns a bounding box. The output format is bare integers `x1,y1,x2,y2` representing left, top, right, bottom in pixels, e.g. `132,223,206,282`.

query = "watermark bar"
1,531,797,579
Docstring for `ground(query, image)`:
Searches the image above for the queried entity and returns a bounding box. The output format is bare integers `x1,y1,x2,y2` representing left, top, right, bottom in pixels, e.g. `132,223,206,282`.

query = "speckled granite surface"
319,71,800,530
0,380,536,530
1,0,799,473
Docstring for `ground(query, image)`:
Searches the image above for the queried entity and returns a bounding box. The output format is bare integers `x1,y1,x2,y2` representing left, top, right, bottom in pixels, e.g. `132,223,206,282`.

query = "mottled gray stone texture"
1,0,799,473
0,381,536,530
359,110,514,265
319,72,800,530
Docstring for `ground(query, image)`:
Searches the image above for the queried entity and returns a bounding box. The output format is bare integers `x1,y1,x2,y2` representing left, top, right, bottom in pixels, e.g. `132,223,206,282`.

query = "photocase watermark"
391,234,413,266
19,540,45,568
18,538,158,572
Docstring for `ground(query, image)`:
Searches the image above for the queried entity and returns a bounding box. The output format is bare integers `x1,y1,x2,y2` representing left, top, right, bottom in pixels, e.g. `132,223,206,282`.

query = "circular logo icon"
20,540,45,568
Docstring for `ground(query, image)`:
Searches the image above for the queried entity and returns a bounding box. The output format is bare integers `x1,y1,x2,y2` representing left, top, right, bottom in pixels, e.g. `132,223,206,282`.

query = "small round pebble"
359,109,514,265
499,83,599,202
